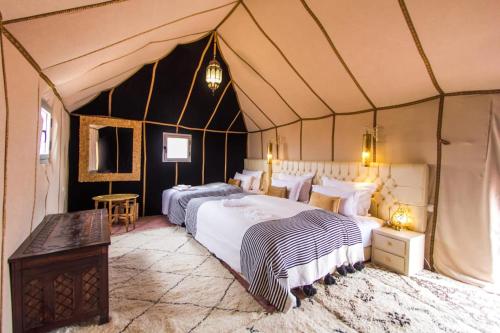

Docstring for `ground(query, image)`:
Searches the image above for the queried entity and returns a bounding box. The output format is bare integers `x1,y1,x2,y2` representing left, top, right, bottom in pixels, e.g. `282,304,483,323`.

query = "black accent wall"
68,35,247,215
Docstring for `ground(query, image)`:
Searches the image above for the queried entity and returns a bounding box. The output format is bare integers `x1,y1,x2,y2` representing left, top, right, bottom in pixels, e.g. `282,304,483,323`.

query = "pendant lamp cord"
213,32,217,59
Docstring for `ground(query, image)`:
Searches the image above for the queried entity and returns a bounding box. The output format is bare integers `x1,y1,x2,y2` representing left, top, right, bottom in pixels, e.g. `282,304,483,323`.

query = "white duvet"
195,195,381,290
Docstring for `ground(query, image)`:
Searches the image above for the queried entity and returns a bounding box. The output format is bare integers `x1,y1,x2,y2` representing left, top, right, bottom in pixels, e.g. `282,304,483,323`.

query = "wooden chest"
9,210,110,333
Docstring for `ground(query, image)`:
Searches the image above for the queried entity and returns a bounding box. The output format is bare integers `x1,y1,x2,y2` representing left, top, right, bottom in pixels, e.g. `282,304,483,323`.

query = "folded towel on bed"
244,208,277,222
173,184,194,191
221,198,249,207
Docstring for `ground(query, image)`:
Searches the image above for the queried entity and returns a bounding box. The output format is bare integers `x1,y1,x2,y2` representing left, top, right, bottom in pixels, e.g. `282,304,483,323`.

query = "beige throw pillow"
228,178,241,187
309,192,341,213
267,185,287,198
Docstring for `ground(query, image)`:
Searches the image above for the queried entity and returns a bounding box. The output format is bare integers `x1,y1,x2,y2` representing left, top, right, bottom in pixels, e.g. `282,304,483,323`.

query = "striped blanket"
163,183,242,225
240,209,363,311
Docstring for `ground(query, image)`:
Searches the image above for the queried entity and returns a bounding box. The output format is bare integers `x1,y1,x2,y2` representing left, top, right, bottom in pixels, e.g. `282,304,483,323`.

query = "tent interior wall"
0,1,499,332
67,34,246,216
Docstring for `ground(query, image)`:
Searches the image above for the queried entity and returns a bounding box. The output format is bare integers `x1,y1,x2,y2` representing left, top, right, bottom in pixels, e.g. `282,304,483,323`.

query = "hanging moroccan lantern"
206,34,223,94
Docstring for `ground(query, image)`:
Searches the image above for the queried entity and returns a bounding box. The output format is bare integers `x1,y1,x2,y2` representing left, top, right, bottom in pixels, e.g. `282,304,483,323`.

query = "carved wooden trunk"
9,210,110,333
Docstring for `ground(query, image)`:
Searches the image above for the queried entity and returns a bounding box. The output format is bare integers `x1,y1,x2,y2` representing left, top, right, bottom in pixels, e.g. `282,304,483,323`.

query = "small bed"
161,182,242,225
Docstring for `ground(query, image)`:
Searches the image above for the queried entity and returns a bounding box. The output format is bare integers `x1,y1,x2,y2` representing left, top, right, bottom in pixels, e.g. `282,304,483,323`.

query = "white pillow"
277,172,315,202
322,176,377,193
234,172,254,191
242,169,263,191
271,178,302,201
321,177,376,216
312,185,365,216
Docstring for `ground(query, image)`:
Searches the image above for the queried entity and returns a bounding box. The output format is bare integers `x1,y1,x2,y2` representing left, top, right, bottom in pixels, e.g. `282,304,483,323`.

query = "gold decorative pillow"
228,178,241,187
309,192,341,213
267,185,287,198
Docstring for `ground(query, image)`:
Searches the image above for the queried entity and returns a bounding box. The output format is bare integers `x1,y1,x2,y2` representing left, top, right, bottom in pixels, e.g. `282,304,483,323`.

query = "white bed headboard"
244,159,429,233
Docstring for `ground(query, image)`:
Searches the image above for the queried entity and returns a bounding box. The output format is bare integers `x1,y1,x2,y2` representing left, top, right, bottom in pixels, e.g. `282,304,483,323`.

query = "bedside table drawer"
373,248,405,274
373,233,406,257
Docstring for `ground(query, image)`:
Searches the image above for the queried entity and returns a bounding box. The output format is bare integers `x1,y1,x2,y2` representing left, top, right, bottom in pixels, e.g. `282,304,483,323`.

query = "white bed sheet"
196,195,316,273
353,215,384,247
195,195,369,282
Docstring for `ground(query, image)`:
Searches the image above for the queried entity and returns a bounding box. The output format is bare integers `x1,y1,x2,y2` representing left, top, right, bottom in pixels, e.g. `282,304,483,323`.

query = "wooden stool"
113,198,136,232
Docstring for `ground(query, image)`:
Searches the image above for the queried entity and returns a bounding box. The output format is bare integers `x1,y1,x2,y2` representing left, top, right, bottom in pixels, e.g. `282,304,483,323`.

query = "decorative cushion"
271,178,301,201
277,172,315,202
267,185,287,198
309,192,341,213
228,178,241,187
312,185,359,216
320,177,376,216
242,169,263,191
234,172,254,191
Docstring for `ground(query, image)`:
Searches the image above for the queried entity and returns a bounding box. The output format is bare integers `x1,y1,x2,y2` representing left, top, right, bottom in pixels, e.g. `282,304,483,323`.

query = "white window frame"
39,101,52,163
162,133,192,163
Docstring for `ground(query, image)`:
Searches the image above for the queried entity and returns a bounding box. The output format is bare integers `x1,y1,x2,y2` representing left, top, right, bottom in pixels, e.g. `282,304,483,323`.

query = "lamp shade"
267,142,273,164
206,59,222,94
361,131,372,167
390,204,412,231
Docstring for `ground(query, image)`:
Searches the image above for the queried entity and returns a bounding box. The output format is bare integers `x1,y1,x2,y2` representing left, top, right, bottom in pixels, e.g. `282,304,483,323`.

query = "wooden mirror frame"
78,116,142,182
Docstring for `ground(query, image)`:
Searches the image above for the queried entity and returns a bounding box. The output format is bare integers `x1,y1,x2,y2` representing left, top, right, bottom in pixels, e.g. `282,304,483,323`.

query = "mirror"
79,116,142,182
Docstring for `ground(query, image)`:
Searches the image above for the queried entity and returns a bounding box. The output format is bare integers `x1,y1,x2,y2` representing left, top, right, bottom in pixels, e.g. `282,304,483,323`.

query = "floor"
58,216,500,333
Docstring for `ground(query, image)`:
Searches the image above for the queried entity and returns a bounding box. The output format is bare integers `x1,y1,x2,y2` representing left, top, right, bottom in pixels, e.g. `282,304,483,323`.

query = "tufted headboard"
244,159,429,233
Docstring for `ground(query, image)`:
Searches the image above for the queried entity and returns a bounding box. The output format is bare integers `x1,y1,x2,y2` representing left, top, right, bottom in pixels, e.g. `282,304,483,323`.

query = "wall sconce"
389,203,412,231
361,130,373,167
267,142,273,164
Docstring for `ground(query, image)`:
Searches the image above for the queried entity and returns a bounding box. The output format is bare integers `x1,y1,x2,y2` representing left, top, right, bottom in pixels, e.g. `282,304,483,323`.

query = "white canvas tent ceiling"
1,0,500,127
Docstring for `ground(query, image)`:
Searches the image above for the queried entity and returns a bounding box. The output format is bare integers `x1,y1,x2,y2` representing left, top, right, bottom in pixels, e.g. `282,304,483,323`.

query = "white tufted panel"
244,159,429,232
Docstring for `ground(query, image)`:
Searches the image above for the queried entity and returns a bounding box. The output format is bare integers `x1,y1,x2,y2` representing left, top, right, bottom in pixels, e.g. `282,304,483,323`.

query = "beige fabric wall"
302,117,333,161
377,100,438,164
277,122,300,160
0,36,69,333
246,94,500,286
435,94,500,286
334,112,373,161
247,131,262,159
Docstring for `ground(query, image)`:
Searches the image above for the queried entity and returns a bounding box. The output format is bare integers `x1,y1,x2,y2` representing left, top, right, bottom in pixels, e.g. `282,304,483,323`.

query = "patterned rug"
57,225,500,333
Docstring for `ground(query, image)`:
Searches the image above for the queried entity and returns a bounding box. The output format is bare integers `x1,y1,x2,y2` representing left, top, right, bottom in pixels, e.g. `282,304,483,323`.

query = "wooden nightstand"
372,227,425,276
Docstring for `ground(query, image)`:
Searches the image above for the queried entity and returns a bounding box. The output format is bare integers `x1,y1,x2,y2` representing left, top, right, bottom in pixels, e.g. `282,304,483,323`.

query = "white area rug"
57,225,500,333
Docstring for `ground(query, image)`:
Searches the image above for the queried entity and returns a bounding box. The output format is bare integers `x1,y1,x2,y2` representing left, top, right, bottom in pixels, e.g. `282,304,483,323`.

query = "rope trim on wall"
44,29,210,73
0,12,12,327
331,114,335,160
29,2,236,69
218,34,301,120
69,32,213,112
141,123,147,216
143,61,159,121
215,1,241,30
1,27,69,114
299,0,376,110
241,1,336,115
429,95,445,269
240,111,261,131
246,90,500,134
202,80,232,184
232,80,276,127
177,33,215,126
3,0,129,25
398,0,443,95
225,110,242,181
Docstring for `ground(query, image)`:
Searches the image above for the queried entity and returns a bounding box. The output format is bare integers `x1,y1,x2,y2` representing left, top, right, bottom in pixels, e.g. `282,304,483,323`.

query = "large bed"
185,194,382,311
